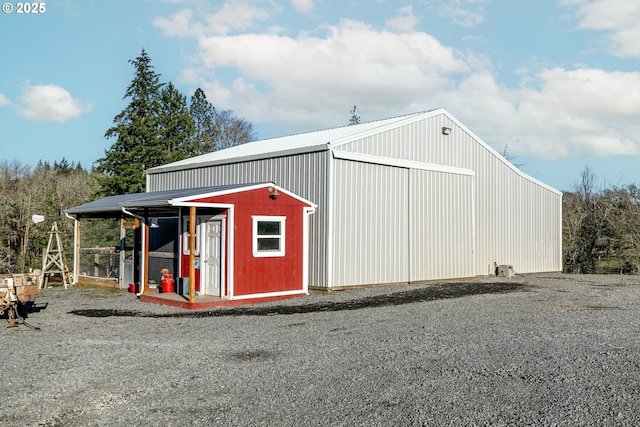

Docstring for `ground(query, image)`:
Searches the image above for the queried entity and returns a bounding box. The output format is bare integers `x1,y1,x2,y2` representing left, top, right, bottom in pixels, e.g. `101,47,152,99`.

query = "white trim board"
331,150,475,176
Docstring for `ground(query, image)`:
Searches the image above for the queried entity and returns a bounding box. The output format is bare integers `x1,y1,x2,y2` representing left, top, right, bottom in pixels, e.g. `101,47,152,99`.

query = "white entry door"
202,218,224,296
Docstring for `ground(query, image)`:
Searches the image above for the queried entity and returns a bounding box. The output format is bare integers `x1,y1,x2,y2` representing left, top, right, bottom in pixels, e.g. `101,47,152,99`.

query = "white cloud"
17,84,92,122
0,93,9,107
439,68,640,159
193,18,469,130
385,6,419,33
434,0,486,28
567,0,640,57
291,0,313,15
154,1,272,37
153,9,195,37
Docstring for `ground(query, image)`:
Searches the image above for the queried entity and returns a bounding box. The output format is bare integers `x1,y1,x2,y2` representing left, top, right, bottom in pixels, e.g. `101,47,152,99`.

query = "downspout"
63,212,79,285
122,207,146,297
302,205,316,294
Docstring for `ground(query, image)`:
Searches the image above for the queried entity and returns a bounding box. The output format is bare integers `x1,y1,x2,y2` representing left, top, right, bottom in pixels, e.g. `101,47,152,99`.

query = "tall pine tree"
98,49,197,196
189,88,216,153
98,49,162,196
159,82,197,163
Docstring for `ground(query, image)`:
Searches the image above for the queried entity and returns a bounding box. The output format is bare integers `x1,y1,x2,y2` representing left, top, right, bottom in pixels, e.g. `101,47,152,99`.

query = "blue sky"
1,0,639,192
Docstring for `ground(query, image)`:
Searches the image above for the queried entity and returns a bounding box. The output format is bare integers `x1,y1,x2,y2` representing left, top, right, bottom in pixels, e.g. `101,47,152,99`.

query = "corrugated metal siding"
471,144,562,274
409,169,475,280
335,112,562,276
147,150,330,287
332,159,409,286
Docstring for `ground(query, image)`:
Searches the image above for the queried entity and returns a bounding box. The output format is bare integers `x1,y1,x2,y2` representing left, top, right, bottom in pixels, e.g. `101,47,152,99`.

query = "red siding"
190,187,309,296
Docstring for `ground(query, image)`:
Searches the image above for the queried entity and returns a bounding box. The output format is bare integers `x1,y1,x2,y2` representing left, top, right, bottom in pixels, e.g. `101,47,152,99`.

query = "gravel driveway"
3,273,640,426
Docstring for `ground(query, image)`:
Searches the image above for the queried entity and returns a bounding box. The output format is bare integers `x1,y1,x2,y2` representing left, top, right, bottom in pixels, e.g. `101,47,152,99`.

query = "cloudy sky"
1,0,639,191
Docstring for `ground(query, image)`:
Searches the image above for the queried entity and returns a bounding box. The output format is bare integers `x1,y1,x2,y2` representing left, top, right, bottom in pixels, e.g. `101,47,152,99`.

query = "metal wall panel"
409,169,475,280
147,150,330,288
336,112,562,276
332,159,409,286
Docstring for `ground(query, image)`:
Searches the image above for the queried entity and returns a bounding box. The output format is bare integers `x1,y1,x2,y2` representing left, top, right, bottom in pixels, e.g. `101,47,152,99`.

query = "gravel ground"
3,273,640,426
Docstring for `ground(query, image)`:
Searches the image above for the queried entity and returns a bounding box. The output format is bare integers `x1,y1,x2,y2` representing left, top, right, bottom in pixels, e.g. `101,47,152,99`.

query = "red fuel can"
161,274,175,293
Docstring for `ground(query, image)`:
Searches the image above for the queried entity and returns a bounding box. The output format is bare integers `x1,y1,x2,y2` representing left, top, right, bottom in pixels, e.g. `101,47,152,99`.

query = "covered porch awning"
66,183,266,217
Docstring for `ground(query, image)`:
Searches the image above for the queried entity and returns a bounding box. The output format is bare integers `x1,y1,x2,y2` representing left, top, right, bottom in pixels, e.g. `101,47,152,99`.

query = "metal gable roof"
147,110,432,174
66,183,269,215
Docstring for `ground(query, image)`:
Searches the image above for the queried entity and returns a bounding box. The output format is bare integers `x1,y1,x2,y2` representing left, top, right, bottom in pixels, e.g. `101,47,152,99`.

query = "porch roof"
66,182,268,216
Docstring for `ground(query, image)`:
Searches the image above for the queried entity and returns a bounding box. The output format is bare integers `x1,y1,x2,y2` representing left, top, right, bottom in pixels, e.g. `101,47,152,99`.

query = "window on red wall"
252,216,286,257
182,217,200,256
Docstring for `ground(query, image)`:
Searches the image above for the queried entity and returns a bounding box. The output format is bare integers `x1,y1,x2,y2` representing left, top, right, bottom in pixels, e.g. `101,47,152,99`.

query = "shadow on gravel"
69,281,526,318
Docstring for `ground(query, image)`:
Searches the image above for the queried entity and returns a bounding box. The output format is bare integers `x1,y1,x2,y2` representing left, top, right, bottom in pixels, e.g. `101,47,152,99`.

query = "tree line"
563,168,640,274
0,159,96,273
2,160,638,276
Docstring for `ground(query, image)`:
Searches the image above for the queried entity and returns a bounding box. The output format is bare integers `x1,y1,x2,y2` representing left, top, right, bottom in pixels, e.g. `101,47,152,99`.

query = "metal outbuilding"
147,108,563,290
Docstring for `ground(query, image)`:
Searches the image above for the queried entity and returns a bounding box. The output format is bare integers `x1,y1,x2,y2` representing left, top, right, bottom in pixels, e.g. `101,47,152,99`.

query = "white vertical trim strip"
64,212,79,285
121,207,146,296
177,206,183,287
302,206,315,294
471,175,477,276
227,206,235,299
408,169,412,283
326,146,334,288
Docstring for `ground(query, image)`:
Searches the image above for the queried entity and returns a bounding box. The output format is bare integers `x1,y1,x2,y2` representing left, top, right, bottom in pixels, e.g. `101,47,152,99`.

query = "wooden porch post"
189,206,196,304
142,219,149,296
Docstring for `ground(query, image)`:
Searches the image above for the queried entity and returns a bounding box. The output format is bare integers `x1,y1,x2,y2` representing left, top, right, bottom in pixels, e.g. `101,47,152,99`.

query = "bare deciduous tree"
563,167,639,274
0,160,96,272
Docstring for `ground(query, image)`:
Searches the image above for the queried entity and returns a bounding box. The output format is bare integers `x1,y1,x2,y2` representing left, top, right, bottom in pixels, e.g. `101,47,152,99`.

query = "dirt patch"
227,349,276,362
69,281,526,318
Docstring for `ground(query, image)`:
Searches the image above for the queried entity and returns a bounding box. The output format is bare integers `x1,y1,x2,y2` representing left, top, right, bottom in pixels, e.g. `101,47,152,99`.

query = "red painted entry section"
179,184,314,298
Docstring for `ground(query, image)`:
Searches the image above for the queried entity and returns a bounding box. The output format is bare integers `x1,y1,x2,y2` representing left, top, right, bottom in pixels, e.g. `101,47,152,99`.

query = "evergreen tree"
97,49,165,196
349,105,361,125
190,88,216,153
54,157,72,174
159,82,197,163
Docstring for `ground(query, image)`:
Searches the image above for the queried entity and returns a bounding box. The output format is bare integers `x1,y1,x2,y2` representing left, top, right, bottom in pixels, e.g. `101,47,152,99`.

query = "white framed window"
252,216,286,257
182,217,201,256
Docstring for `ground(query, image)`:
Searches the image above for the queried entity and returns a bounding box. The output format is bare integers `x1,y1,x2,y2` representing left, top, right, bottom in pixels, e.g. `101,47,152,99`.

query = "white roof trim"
148,144,328,175
330,110,441,148
170,182,317,209
147,110,432,174
437,109,563,196
332,150,475,176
